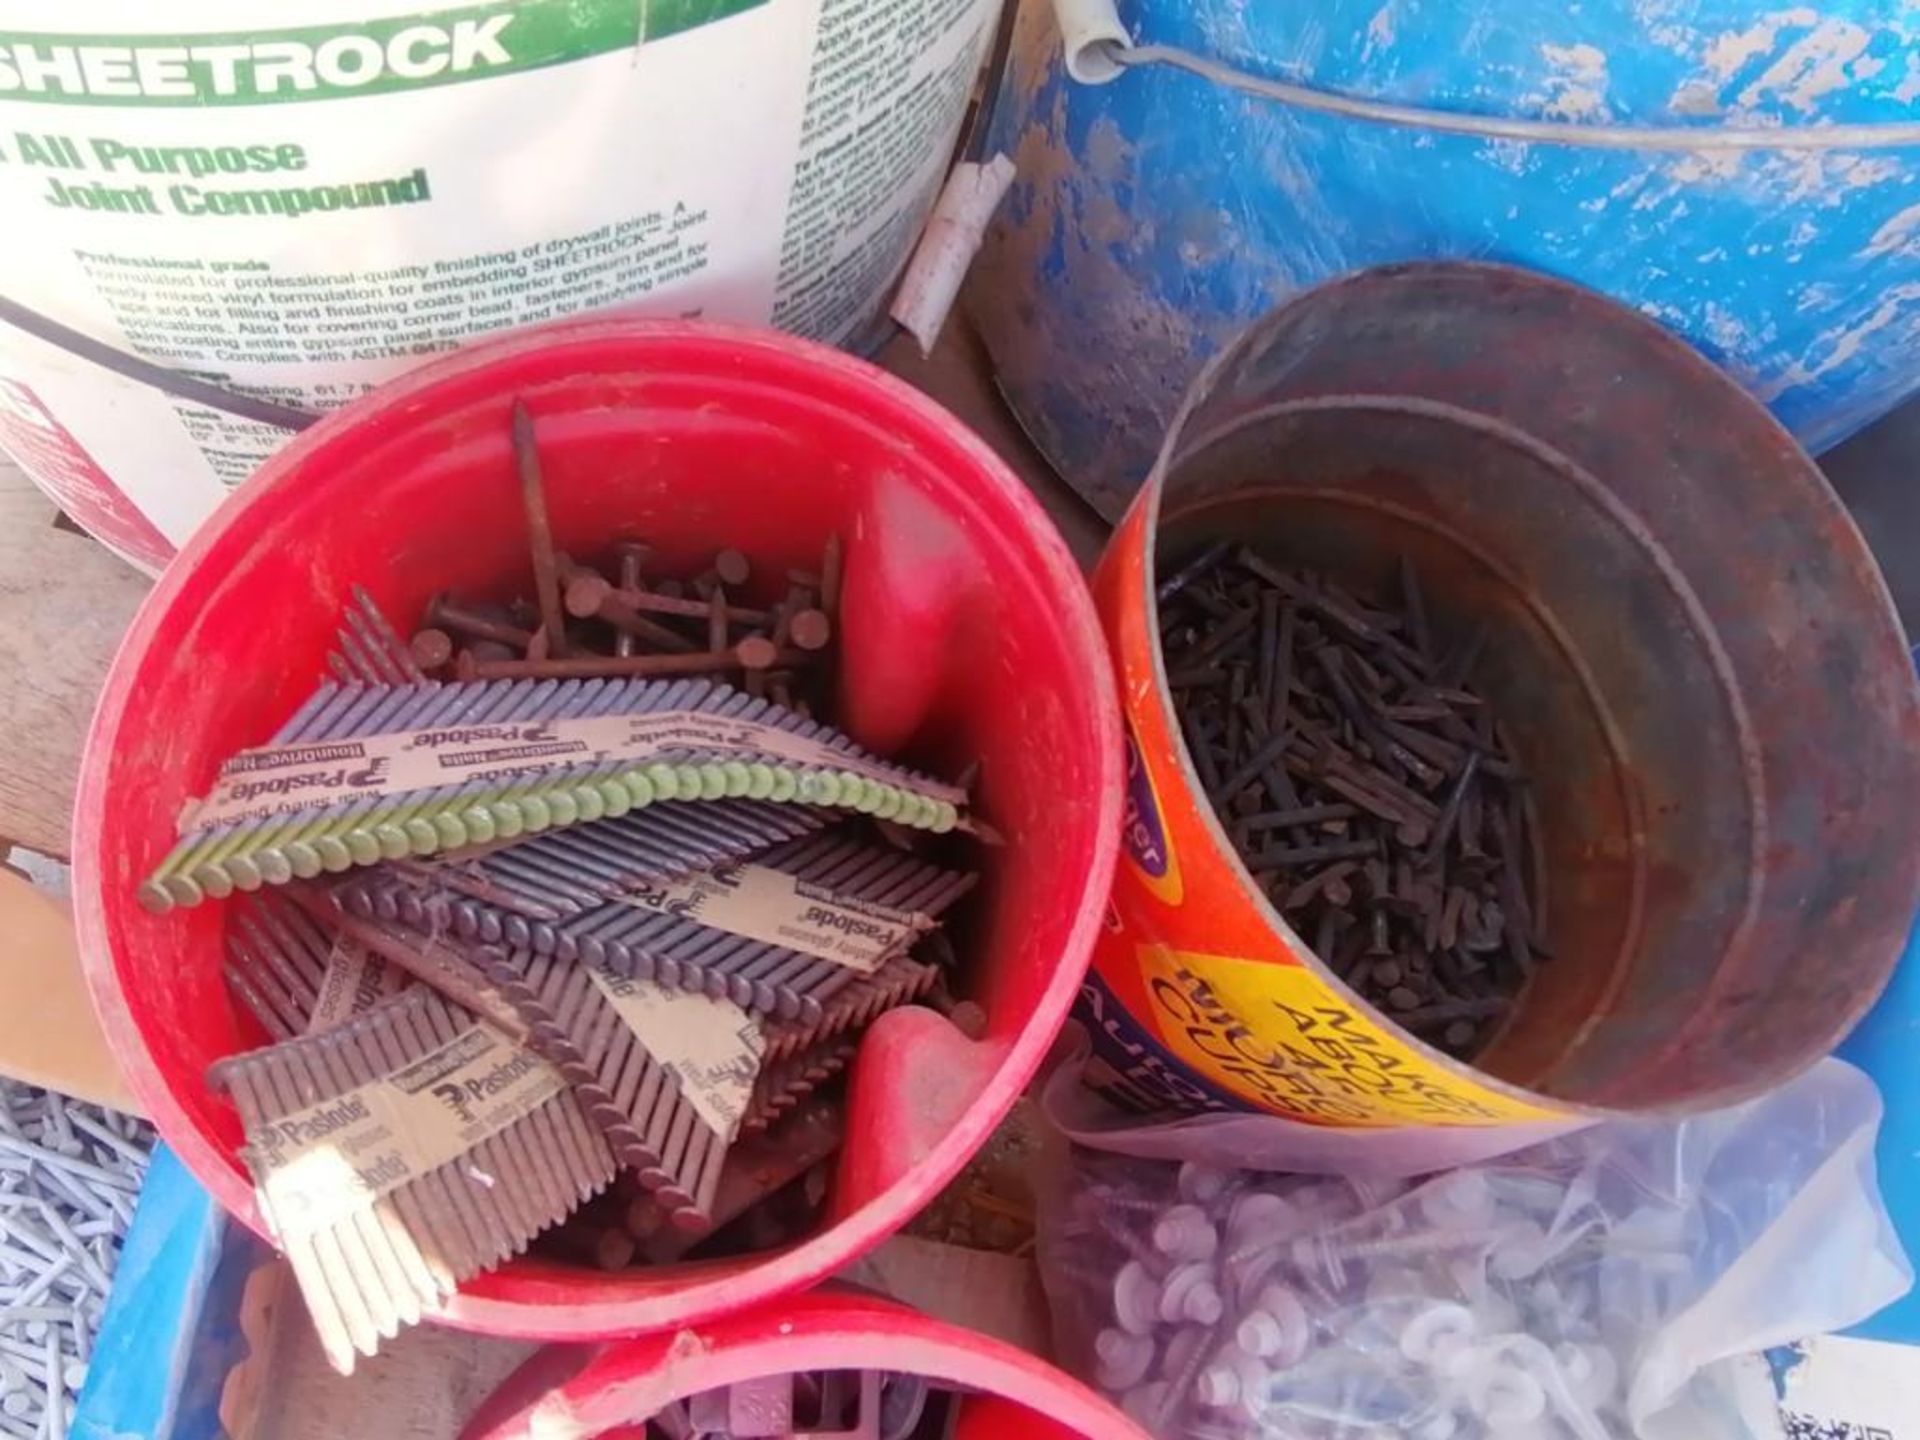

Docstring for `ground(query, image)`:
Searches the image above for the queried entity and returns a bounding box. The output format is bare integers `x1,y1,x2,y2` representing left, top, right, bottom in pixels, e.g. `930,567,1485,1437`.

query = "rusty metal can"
1084,262,1920,1128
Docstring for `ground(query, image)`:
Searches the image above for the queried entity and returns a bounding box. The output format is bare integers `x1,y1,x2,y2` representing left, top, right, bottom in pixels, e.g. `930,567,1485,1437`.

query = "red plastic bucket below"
458,1292,1149,1440
72,319,1123,1338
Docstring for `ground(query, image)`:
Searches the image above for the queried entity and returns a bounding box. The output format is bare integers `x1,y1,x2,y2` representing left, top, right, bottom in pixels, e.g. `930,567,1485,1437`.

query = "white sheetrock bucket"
0,0,1000,572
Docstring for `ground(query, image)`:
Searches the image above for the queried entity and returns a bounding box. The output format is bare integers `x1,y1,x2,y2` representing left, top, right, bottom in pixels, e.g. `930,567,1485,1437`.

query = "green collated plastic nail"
747,763,776,800
431,813,466,850
315,836,355,871
459,806,497,845
873,786,904,821
404,817,439,851
572,786,604,824
622,771,656,808
224,854,264,891
546,790,581,828
374,822,411,860
267,842,310,880
722,760,752,797
257,851,295,886
694,762,725,799
137,880,173,914
345,832,383,867
930,800,959,834
596,778,631,816
519,794,553,831
193,827,258,881
646,763,681,802
801,772,840,807
161,874,202,910
194,864,235,900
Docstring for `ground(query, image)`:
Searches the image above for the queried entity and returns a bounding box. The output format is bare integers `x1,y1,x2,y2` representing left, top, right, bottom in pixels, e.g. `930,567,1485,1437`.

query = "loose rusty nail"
426,594,534,650
624,1193,665,1239
563,572,699,654
819,534,844,618
708,587,730,654
1423,750,1482,867
459,643,779,680
788,609,832,652
1156,540,1231,606
409,628,454,671
1244,803,1357,832
736,635,780,672
1181,712,1225,796
771,589,801,649
614,545,646,659
1216,730,1291,806
1226,664,1247,759
510,400,568,659
1367,909,1392,957
1313,906,1340,962
549,1223,638,1272
1255,838,1377,870
1440,886,1468,951
641,1101,845,1264
614,540,651,576
611,587,773,626
712,549,752,588
561,569,611,618
1438,623,1488,689
1400,996,1509,1029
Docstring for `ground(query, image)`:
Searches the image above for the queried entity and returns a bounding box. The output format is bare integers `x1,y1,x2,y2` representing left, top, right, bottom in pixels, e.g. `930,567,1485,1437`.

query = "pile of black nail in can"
1157,544,1545,1061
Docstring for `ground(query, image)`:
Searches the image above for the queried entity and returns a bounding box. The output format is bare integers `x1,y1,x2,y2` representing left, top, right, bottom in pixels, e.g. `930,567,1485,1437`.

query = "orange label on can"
1089,487,1571,1128
1129,944,1558,1125
1121,731,1184,906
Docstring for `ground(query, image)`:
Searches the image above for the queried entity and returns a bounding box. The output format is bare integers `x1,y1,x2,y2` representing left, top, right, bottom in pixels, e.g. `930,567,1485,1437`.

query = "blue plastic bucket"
978,0,1920,516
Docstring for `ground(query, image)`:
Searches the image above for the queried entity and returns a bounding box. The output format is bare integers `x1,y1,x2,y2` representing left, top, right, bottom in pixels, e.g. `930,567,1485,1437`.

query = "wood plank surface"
0,867,136,1110
0,458,149,859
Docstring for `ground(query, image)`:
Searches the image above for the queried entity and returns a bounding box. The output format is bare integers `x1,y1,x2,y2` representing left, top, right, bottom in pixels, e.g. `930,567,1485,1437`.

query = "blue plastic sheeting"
73,1145,270,1440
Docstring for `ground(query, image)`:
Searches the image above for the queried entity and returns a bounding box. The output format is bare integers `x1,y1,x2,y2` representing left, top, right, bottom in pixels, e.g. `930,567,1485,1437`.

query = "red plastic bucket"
459,1292,1149,1439
72,319,1123,1337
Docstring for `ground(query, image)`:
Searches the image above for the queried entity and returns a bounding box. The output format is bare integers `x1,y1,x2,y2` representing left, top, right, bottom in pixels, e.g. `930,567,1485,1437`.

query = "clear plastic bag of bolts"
1037,1060,1909,1440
